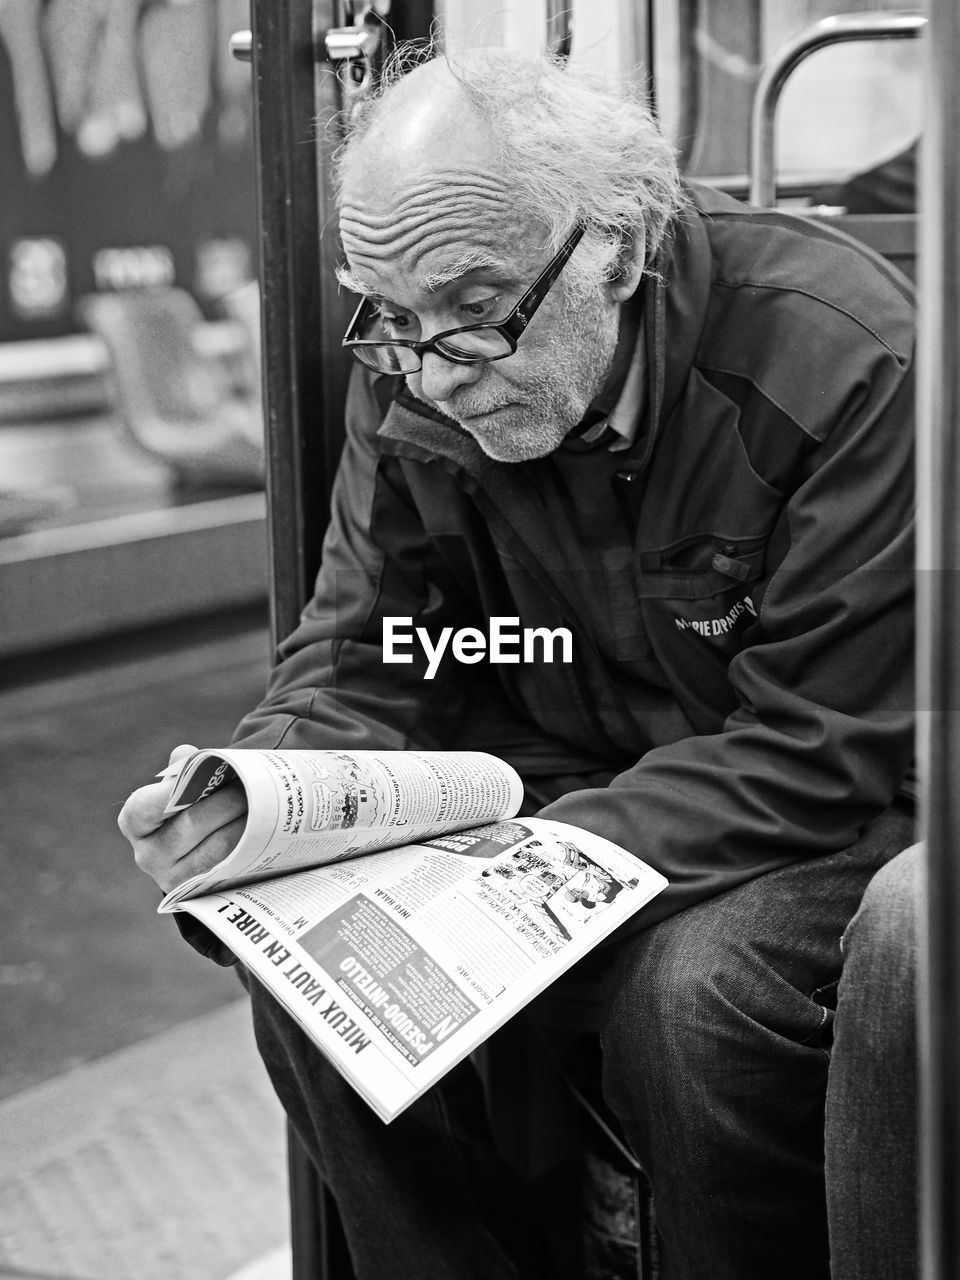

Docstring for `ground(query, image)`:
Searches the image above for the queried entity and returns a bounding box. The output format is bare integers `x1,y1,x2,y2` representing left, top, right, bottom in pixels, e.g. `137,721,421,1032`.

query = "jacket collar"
642,183,713,461
377,384,502,482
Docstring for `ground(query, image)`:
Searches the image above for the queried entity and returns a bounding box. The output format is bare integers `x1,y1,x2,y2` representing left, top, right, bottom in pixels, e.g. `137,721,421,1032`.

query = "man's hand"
118,744,248,893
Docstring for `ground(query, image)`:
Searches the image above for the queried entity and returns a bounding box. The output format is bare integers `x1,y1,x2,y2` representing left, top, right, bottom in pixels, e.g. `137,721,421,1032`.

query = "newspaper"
158,747,667,1122
159,747,524,908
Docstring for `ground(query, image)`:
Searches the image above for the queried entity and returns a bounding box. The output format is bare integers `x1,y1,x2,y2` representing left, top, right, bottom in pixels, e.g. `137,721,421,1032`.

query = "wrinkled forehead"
337,88,550,296
338,163,538,289
336,64,555,292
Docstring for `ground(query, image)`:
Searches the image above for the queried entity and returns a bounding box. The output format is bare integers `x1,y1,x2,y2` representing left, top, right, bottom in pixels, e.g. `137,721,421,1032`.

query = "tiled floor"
0,620,290,1278
0,1000,289,1280
0,620,271,1100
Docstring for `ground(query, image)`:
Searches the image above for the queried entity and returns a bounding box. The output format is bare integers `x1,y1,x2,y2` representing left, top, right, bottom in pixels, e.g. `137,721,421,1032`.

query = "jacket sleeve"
539,339,916,927
232,366,478,751
175,367,479,965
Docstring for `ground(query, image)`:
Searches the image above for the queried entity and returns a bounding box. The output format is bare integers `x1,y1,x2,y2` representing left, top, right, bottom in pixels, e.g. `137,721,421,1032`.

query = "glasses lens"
352,343,420,374
346,311,513,372
437,328,513,361
347,308,420,373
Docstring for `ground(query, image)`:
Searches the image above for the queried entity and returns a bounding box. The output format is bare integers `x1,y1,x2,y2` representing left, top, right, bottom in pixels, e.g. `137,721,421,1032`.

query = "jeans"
825,843,921,1280
243,800,914,1280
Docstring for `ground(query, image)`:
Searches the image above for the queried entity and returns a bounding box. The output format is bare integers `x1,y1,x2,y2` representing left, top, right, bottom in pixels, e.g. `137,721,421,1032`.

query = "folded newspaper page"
159,746,524,908
159,750,667,1122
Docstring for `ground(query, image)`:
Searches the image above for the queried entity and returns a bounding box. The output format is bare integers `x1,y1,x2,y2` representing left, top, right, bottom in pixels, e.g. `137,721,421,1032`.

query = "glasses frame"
341,224,585,373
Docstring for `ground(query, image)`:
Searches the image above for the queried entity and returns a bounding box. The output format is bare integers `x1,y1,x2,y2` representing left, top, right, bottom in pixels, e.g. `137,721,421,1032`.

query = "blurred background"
0,1,921,1277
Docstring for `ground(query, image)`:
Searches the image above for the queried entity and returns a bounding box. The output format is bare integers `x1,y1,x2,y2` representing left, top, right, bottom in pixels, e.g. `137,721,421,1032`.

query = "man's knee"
842,842,921,963
600,891,837,1111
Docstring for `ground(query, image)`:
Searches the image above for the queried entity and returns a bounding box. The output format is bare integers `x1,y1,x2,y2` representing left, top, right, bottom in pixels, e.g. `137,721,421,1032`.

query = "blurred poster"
0,0,258,339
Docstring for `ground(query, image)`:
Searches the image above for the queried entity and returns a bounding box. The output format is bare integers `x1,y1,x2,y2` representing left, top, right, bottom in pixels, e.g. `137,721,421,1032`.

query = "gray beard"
426,289,621,463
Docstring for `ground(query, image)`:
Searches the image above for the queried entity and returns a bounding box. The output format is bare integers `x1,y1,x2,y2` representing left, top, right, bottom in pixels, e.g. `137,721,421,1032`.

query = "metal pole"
250,0,333,648
918,0,960,1275
544,0,573,59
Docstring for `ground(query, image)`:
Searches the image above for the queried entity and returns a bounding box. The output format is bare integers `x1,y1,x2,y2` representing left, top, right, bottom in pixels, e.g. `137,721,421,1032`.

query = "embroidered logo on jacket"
674,595,756,638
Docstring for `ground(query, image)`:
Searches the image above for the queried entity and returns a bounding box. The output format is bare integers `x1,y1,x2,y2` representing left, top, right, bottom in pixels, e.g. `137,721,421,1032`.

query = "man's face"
339,152,621,462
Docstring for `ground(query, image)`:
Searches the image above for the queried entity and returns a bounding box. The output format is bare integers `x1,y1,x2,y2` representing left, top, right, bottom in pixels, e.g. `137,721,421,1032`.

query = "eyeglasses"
341,224,585,375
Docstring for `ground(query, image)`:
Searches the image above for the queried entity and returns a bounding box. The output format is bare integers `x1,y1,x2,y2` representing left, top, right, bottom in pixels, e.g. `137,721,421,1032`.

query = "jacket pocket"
637,533,767,602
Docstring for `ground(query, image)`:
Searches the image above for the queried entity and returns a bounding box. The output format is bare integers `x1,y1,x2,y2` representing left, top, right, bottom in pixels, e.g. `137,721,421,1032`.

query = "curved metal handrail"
749,11,925,208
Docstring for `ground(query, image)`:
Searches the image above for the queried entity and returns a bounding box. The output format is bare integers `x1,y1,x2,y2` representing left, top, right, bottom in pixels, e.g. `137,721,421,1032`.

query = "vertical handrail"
250,0,334,648
545,1,573,60
917,0,960,1275
749,11,925,208
672,0,700,171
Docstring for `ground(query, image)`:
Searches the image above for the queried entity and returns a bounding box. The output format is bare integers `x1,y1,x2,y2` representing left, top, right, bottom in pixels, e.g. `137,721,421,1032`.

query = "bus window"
436,0,650,85
770,4,921,194
649,0,921,195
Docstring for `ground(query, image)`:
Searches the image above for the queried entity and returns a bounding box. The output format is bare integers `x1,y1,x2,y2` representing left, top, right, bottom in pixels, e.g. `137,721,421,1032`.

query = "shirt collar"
564,293,645,453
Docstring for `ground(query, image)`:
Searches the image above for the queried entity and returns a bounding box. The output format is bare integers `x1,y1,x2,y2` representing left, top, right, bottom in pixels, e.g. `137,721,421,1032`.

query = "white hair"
335,44,688,293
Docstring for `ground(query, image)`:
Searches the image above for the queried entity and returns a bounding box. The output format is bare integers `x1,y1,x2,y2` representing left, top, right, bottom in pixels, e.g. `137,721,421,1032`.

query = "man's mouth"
454,402,514,422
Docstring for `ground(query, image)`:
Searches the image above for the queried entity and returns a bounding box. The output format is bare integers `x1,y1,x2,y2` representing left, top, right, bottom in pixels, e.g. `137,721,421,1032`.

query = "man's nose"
417,349,484,404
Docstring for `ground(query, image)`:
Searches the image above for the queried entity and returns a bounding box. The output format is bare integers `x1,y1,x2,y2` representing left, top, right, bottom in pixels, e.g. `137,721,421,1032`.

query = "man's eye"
375,308,413,335
461,297,500,320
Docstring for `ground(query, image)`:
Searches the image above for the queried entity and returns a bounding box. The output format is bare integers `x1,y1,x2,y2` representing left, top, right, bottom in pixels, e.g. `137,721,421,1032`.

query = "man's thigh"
600,798,916,1062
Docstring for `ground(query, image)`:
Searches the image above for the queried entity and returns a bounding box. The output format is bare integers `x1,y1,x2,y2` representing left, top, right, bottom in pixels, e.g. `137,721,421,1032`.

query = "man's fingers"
137,811,248,893
151,779,248,857
119,744,200,839
118,776,178,842
118,760,249,895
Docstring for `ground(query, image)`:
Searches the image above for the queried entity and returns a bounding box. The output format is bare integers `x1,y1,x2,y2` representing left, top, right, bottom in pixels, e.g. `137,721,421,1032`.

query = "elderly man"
120,48,916,1280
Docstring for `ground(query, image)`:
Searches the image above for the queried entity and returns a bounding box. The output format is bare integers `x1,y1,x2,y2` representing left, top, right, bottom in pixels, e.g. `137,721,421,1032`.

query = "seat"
0,485,72,537
220,280,263,382
78,287,265,491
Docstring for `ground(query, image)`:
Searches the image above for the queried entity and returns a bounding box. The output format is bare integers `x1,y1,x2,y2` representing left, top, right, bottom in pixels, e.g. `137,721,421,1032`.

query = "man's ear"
605,229,646,302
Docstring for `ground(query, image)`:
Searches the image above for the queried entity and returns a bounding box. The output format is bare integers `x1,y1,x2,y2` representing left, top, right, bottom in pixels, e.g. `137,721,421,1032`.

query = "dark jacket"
233,183,916,929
